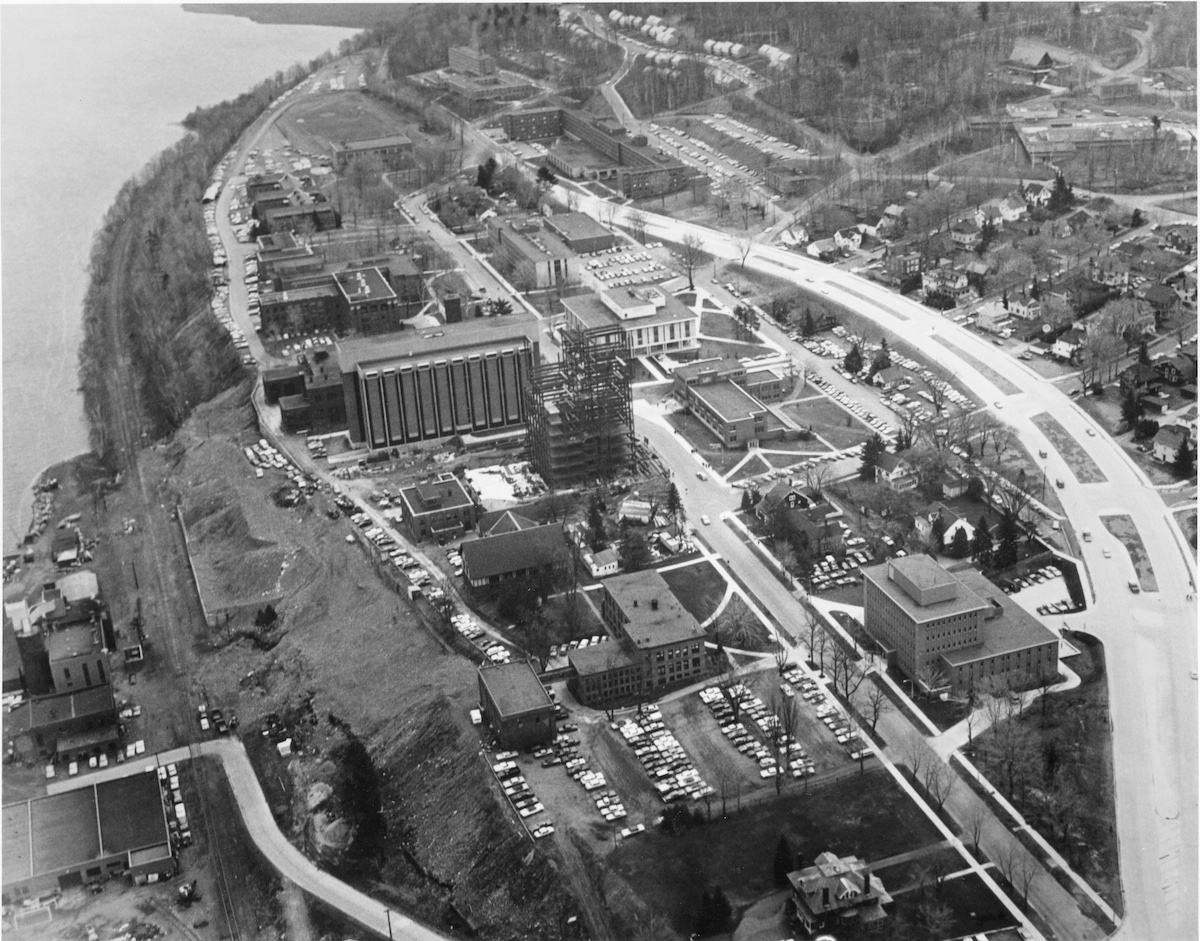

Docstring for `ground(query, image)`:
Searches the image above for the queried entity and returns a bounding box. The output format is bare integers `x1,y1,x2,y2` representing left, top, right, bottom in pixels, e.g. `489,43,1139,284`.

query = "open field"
660,559,728,625
709,592,772,650
276,91,410,153
1031,412,1108,484
697,337,770,360
608,768,945,935
780,396,875,451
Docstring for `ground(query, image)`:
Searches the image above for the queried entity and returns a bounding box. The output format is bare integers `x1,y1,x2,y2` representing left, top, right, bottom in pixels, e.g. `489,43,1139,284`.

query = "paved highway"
568,189,1197,941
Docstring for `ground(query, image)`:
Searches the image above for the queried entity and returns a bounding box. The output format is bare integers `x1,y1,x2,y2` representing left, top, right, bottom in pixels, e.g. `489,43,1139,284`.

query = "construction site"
526,324,638,487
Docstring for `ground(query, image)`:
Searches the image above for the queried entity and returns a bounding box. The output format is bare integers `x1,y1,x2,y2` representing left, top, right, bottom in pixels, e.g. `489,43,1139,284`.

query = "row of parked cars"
492,753,550,833
783,668,870,762
701,684,811,779
617,709,714,802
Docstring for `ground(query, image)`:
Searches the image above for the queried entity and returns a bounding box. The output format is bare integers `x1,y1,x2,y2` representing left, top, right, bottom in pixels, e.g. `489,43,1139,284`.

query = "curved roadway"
196,739,450,941
558,186,1198,941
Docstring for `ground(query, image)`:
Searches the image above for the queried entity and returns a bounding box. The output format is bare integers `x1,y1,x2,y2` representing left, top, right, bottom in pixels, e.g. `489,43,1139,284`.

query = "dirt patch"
1030,412,1108,484
1100,514,1158,592
660,560,729,625
697,337,770,361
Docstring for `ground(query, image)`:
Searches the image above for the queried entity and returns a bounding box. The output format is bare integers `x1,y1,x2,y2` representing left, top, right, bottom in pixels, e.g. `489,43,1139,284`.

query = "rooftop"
544,212,613,245
22,683,116,731
479,508,539,536
490,215,576,261
605,570,705,648
690,380,767,423
331,133,412,153
334,267,397,304
3,771,171,888
563,291,696,332
478,660,554,717
45,623,103,661
941,569,1059,664
862,559,991,623
399,475,475,517
461,523,566,581
568,641,639,676
337,316,539,373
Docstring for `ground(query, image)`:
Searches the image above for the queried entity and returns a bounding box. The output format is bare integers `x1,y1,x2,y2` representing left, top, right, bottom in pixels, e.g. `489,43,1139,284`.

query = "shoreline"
10,451,93,553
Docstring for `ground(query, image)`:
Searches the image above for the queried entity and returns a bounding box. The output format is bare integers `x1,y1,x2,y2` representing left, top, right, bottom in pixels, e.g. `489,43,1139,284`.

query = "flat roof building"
477,660,555,749
562,288,699,358
339,317,541,451
862,556,1058,694
396,474,479,543
673,356,794,449
330,134,413,171
449,45,496,76
2,771,174,902
486,215,577,290
543,212,618,254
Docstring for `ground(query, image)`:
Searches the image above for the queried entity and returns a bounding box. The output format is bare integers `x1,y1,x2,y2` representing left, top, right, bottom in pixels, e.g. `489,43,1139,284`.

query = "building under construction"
527,324,636,486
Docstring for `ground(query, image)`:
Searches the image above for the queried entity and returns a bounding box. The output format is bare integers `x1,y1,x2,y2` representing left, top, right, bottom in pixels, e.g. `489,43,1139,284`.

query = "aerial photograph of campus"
0,3,1195,941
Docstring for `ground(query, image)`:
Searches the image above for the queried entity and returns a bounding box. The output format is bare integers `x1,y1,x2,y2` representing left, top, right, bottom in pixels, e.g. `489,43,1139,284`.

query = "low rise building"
874,452,917,492
2,771,175,902
330,134,413,172
461,523,568,593
562,287,699,357
477,660,556,750
6,684,119,761
396,474,480,543
487,215,577,289
543,212,619,254
862,555,1059,693
1153,425,1189,463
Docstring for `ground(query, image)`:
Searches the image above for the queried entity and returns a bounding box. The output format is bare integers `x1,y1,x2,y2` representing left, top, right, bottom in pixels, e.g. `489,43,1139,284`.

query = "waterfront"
0,5,356,544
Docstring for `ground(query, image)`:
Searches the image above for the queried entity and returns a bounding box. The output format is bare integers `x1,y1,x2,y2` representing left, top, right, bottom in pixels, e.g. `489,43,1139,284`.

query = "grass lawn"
701,310,763,344
663,411,749,476
1175,507,1197,550
1100,514,1158,591
1158,196,1197,216
781,397,875,451
967,631,1120,914
890,871,1018,940
278,92,408,152
697,337,769,360
728,453,773,483
607,768,945,935
709,592,772,650
660,560,729,624
929,334,1022,397
1030,412,1108,484
884,665,970,732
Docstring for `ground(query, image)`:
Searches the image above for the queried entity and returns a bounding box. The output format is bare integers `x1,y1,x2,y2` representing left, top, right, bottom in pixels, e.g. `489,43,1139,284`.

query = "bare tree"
856,679,892,735
922,756,956,812
900,730,929,782
1011,851,1038,910
771,691,800,795
627,208,648,245
680,232,706,291
964,799,988,854
802,462,830,498
993,840,1019,896
736,236,753,272
814,629,830,674
831,647,866,702
1034,666,1059,718
773,638,789,674
927,369,952,417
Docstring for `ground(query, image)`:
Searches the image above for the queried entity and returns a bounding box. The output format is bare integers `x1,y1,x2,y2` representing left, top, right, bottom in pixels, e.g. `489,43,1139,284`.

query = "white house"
583,547,619,578
834,227,864,252
1022,181,1053,208
975,300,1010,334
875,452,917,492
914,503,976,548
1153,426,1188,463
1051,326,1087,361
1010,296,1043,321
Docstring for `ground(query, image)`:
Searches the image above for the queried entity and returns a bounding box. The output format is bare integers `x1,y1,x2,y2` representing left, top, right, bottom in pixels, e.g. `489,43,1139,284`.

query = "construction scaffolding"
527,324,636,487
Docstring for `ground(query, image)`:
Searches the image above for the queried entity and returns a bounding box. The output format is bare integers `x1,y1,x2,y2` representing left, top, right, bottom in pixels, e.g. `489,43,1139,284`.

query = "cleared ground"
276,91,411,155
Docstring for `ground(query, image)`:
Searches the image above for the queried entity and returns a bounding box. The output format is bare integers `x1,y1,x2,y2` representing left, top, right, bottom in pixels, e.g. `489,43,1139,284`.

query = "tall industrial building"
526,324,635,486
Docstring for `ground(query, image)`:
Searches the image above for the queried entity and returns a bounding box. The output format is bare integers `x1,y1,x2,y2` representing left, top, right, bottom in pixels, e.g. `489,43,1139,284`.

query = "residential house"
883,204,906,223
1090,254,1130,289
884,250,921,280
975,195,1026,228
975,301,1010,335
872,365,907,393
1153,425,1188,463
922,266,972,302
1167,403,1198,443
834,227,864,252
938,467,971,500
756,481,814,519
1138,282,1179,315
950,220,982,251
1022,181,1053,208
787,852,892,934
782,503,845,555
1010,296,1043,321
914,503,976,549
1007,39,1059,81
1162,223,1197,256
1051,325,1087,361
1156,355,1198,387
1119,362,1161,396
875,452,917,492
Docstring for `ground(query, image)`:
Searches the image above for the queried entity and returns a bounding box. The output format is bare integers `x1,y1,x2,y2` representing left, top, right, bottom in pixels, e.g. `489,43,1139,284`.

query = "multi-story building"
501,107,692,199
329,134,413,172
486,215,576,289
672,356,796,450
543,212,619,254
273,346,348,435
477,660,556,750
563,287,699,357
568,570,708,707
258,260,422,338
396,474,480,543
762,159,815,196
460,523,568,593
526,323,636,486
449,45,496,76
340,317,541,451
787,852,892,934
862,555,1059,693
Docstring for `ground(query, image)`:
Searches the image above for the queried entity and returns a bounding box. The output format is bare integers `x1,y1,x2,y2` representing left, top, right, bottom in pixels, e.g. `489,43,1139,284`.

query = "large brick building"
477,660,556,749
862,556,1059,694
501,107,693,199
396,474,479,543
339,317,541,451
562,287,699,357
330,134,413,171
258,259,423,338
673,356,794,449
486,215,577,289
568,570,707,706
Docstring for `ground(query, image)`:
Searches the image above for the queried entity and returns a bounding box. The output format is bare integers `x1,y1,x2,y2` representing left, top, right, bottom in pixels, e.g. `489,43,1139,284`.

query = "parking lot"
581,242,678,290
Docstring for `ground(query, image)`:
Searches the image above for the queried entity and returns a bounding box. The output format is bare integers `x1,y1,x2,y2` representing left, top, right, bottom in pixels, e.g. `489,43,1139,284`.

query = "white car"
701,515,711,525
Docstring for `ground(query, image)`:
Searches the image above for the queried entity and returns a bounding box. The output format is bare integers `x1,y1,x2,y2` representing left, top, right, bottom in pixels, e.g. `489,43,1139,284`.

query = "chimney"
632,599,638,607
651,598,659,611
821,886,830,910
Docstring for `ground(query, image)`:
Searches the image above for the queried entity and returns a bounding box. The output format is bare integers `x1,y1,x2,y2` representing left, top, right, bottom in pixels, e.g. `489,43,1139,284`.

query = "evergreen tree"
587,493,607,551
930,514,947,553
995,513,1021,569
859,434,884,481
773,834,795,886
1175,437,1194,479
1048,173,1075,213
802,308,817,338
1002,288,1009,310
665,482,683,533
1120,387,1143,427
971,516,993,565
476,156,498,191
741,490,753,512
949,526,971,559
978,1,989,21
1137,340,1151,365
619,528,651,572
844,342,864,376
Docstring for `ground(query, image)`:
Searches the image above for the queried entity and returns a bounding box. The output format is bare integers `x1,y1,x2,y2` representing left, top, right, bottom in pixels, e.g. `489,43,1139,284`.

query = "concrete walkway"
46,746,192,795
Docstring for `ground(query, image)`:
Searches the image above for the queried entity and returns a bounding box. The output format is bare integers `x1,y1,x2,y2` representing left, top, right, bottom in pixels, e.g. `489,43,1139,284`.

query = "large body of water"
1,5,356,545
